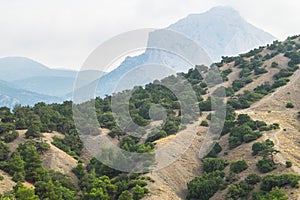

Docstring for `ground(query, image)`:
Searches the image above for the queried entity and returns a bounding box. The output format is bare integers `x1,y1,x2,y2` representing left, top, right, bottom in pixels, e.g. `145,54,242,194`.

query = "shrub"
0,141,9,161
132,185,147,200
261,174,300,191
202,158,228,173
146,130,167,143
230,160,248,173
226,181,254,199
271,62,279,68
272,78,289,88
286,161,293,168
286,102,294,108
254,67,268,75
205,142,222,158
200,120,209,127
245,174,261,185
257,158,276,173
252,139,275,156
243,132,262,143
118,190,133,200
187,171,226,200
25,124,41,139
3,130,19,143
253,187,288,200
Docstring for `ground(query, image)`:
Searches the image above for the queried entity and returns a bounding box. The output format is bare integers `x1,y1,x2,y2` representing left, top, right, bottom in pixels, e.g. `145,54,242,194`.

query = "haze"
1,0,300,70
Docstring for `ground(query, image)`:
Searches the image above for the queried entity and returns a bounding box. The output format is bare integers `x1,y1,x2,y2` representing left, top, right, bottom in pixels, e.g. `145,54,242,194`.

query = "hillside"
0,36,300,199
143,35,300,200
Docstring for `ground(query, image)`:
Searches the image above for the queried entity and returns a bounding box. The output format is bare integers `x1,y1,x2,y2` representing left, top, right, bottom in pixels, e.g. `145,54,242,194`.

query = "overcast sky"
1,0,300,70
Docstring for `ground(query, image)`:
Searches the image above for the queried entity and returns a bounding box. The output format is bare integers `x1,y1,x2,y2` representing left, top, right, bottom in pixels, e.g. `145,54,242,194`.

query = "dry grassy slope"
41,132,78,182
0,130,78,193
143,114,208,200
143,52,300,199
236,53,289,94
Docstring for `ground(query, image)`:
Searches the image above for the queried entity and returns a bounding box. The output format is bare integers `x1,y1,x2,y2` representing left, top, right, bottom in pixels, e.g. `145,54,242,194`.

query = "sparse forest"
0,35,300,199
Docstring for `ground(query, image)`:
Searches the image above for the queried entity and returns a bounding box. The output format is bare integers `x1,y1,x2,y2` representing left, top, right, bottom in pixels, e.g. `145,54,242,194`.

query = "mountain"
12,69,105,97
0,57,77,82
167,6,275,60
12,76,76,97
94,6,276,97
0,80,62,108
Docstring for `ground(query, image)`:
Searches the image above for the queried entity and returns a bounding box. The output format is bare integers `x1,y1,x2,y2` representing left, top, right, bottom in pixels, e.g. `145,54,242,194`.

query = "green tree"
187,171,226,200
13,182,39,200
132,185,145,200
0,123,15,135
237,114,251,125
230,160,248,173
245,174,261,185
118,190,133,200
253,187,288,200
257,158,276,173
205,142,222,158
25,124,41,139
35,180,60,200
286,161,293,168
261,174,300,191
286,102,294,108
4,130,19,143
200,120,209,127
227,181,254,199
7,152,25,182
0,141,9,161
82,188,109,200
22,145,45,183
202,158,228,173
0,107,14,123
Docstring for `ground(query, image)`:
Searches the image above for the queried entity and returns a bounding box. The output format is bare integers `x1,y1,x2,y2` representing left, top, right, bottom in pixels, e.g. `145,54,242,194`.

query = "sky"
1,0,300,70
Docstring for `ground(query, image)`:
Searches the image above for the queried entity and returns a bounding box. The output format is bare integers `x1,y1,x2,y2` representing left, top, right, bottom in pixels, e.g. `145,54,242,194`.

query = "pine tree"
22,145,45,183
7,152,25,182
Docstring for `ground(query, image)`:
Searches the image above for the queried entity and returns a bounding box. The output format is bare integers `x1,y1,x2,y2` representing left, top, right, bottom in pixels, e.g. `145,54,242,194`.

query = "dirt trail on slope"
236,67,300,199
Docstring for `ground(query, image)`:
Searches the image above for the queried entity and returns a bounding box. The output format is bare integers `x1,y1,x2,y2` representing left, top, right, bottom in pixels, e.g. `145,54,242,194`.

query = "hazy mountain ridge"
0,57,105,107
0,57,78,82
0,80,62,108
95,6,276,97
167,6,275,60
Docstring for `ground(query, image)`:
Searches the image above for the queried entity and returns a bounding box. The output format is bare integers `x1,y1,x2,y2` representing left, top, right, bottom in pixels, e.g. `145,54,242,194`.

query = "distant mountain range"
0,80,62,108
0,6,276,107
0,57,104,107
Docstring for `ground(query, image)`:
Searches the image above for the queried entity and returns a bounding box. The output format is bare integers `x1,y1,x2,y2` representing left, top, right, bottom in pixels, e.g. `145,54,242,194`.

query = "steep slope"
143,36,300,200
